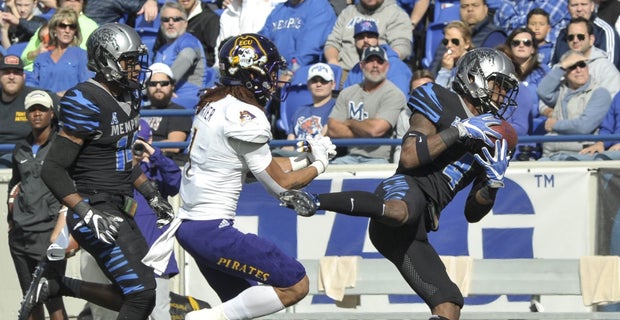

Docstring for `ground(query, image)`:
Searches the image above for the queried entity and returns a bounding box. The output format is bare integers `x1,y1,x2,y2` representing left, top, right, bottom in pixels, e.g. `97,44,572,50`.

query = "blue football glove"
73,201,123,245
452,114,503,148
474,139,509,188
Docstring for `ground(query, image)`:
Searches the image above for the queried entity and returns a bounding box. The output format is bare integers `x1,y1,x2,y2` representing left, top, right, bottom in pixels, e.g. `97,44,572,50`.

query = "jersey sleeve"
223,103,272,143
58,87,103,140
407,82,445,123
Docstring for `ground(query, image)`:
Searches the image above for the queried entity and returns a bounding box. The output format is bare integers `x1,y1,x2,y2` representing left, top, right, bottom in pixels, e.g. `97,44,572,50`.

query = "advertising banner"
185,165,595,312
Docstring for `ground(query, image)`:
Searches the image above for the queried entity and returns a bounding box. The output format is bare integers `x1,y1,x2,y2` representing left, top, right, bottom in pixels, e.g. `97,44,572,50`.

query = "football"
488,120,518,150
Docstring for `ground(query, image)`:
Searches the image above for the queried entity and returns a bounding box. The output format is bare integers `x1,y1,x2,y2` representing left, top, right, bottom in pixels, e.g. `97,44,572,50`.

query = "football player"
20,23,175,320
280,48,520,320
144,33,336,320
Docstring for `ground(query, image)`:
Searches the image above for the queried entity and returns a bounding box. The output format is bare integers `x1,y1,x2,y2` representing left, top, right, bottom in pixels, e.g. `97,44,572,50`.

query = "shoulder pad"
224,103,272,143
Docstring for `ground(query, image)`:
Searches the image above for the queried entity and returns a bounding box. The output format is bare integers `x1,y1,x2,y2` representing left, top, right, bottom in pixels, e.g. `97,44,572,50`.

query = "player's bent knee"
276,275,309,307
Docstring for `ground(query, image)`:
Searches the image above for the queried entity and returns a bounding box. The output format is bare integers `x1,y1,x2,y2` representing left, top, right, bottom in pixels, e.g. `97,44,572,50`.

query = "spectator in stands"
435,20,473,88
430,0,506,76
216,0,284,64
8,90,68,320
537,51,612,160
551,0,620,70
324,0,412,78
497,28,549,156
328,45,405,164
595,0,620,36
560,17,620,97
0,0,47,50
31,8,93,97
84,0,158,25
259,0,336,71
153,1,206,110
493,0,569,46
35,0,57,20
282,62,336,151
21,0,98,72
527,8,554,68
343,19,412,96
132,121,181,320
0,55,42,168
142,63,192,163
504,27,549,87
575,91,620,160
175,0,219,67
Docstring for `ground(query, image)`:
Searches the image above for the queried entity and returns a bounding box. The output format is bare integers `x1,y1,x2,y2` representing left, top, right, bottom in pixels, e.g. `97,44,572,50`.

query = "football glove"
137,180,175,228
452,114,502,148
474,139,509,188
73,201,123,245
306,136,336,174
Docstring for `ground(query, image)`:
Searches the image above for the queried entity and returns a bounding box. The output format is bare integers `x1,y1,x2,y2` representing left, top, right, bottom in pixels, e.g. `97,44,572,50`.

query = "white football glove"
305,136,336,174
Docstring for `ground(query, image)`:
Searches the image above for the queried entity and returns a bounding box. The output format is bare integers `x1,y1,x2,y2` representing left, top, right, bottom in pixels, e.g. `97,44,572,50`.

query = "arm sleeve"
40,135,81,200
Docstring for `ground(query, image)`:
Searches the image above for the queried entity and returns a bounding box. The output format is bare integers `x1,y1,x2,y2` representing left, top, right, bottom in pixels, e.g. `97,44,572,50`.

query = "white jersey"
178,95,273,221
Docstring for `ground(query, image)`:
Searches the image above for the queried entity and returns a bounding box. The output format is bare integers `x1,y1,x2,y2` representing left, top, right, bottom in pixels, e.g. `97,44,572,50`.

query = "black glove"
73,201,123,245
137,180,175,228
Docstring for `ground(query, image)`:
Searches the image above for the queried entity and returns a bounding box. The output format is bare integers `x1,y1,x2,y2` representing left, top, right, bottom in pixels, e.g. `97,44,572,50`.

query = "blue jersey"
400,82,485,210
59,80,141,196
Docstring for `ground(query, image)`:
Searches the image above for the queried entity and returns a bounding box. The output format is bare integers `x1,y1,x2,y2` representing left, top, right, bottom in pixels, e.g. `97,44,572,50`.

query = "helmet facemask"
477,73,519,118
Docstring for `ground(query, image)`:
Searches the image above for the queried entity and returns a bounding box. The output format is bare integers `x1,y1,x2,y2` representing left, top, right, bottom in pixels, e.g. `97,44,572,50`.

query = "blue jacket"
259,0,336,68
133,147,181,277
343,44,412,96
551,16,620,70
600,92,620,148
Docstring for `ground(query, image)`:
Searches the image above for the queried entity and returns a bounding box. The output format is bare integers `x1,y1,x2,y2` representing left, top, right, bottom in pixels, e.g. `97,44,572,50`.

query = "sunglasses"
147,80,171,87
511,39,533,47
160,16,185,23
567,33,586,42
58,23,77,30
567,60,587,71
442,38,460,46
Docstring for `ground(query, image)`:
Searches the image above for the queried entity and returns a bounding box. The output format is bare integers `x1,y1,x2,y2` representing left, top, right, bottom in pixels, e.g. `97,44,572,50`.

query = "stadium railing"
258,258,620,320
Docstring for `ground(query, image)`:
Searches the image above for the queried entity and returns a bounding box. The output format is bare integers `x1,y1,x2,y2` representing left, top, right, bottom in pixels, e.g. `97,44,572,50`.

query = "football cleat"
279,190,320,217
18,262,49,320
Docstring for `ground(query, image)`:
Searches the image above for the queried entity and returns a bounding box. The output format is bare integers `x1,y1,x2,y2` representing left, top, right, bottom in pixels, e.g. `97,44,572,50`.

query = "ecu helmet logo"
228,35,269,76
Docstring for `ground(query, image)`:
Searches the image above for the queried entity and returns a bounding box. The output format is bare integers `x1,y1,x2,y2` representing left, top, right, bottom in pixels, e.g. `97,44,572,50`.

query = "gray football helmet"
452,48,519,117
86,23,149,90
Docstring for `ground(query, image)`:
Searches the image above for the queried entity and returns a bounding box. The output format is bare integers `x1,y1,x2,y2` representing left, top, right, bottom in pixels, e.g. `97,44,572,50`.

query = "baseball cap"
149,62,174,79
0,55,24,70
137,119,152,141
24,90,54,110
354,19,379,37
361,45,388,62
307,63,334,82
